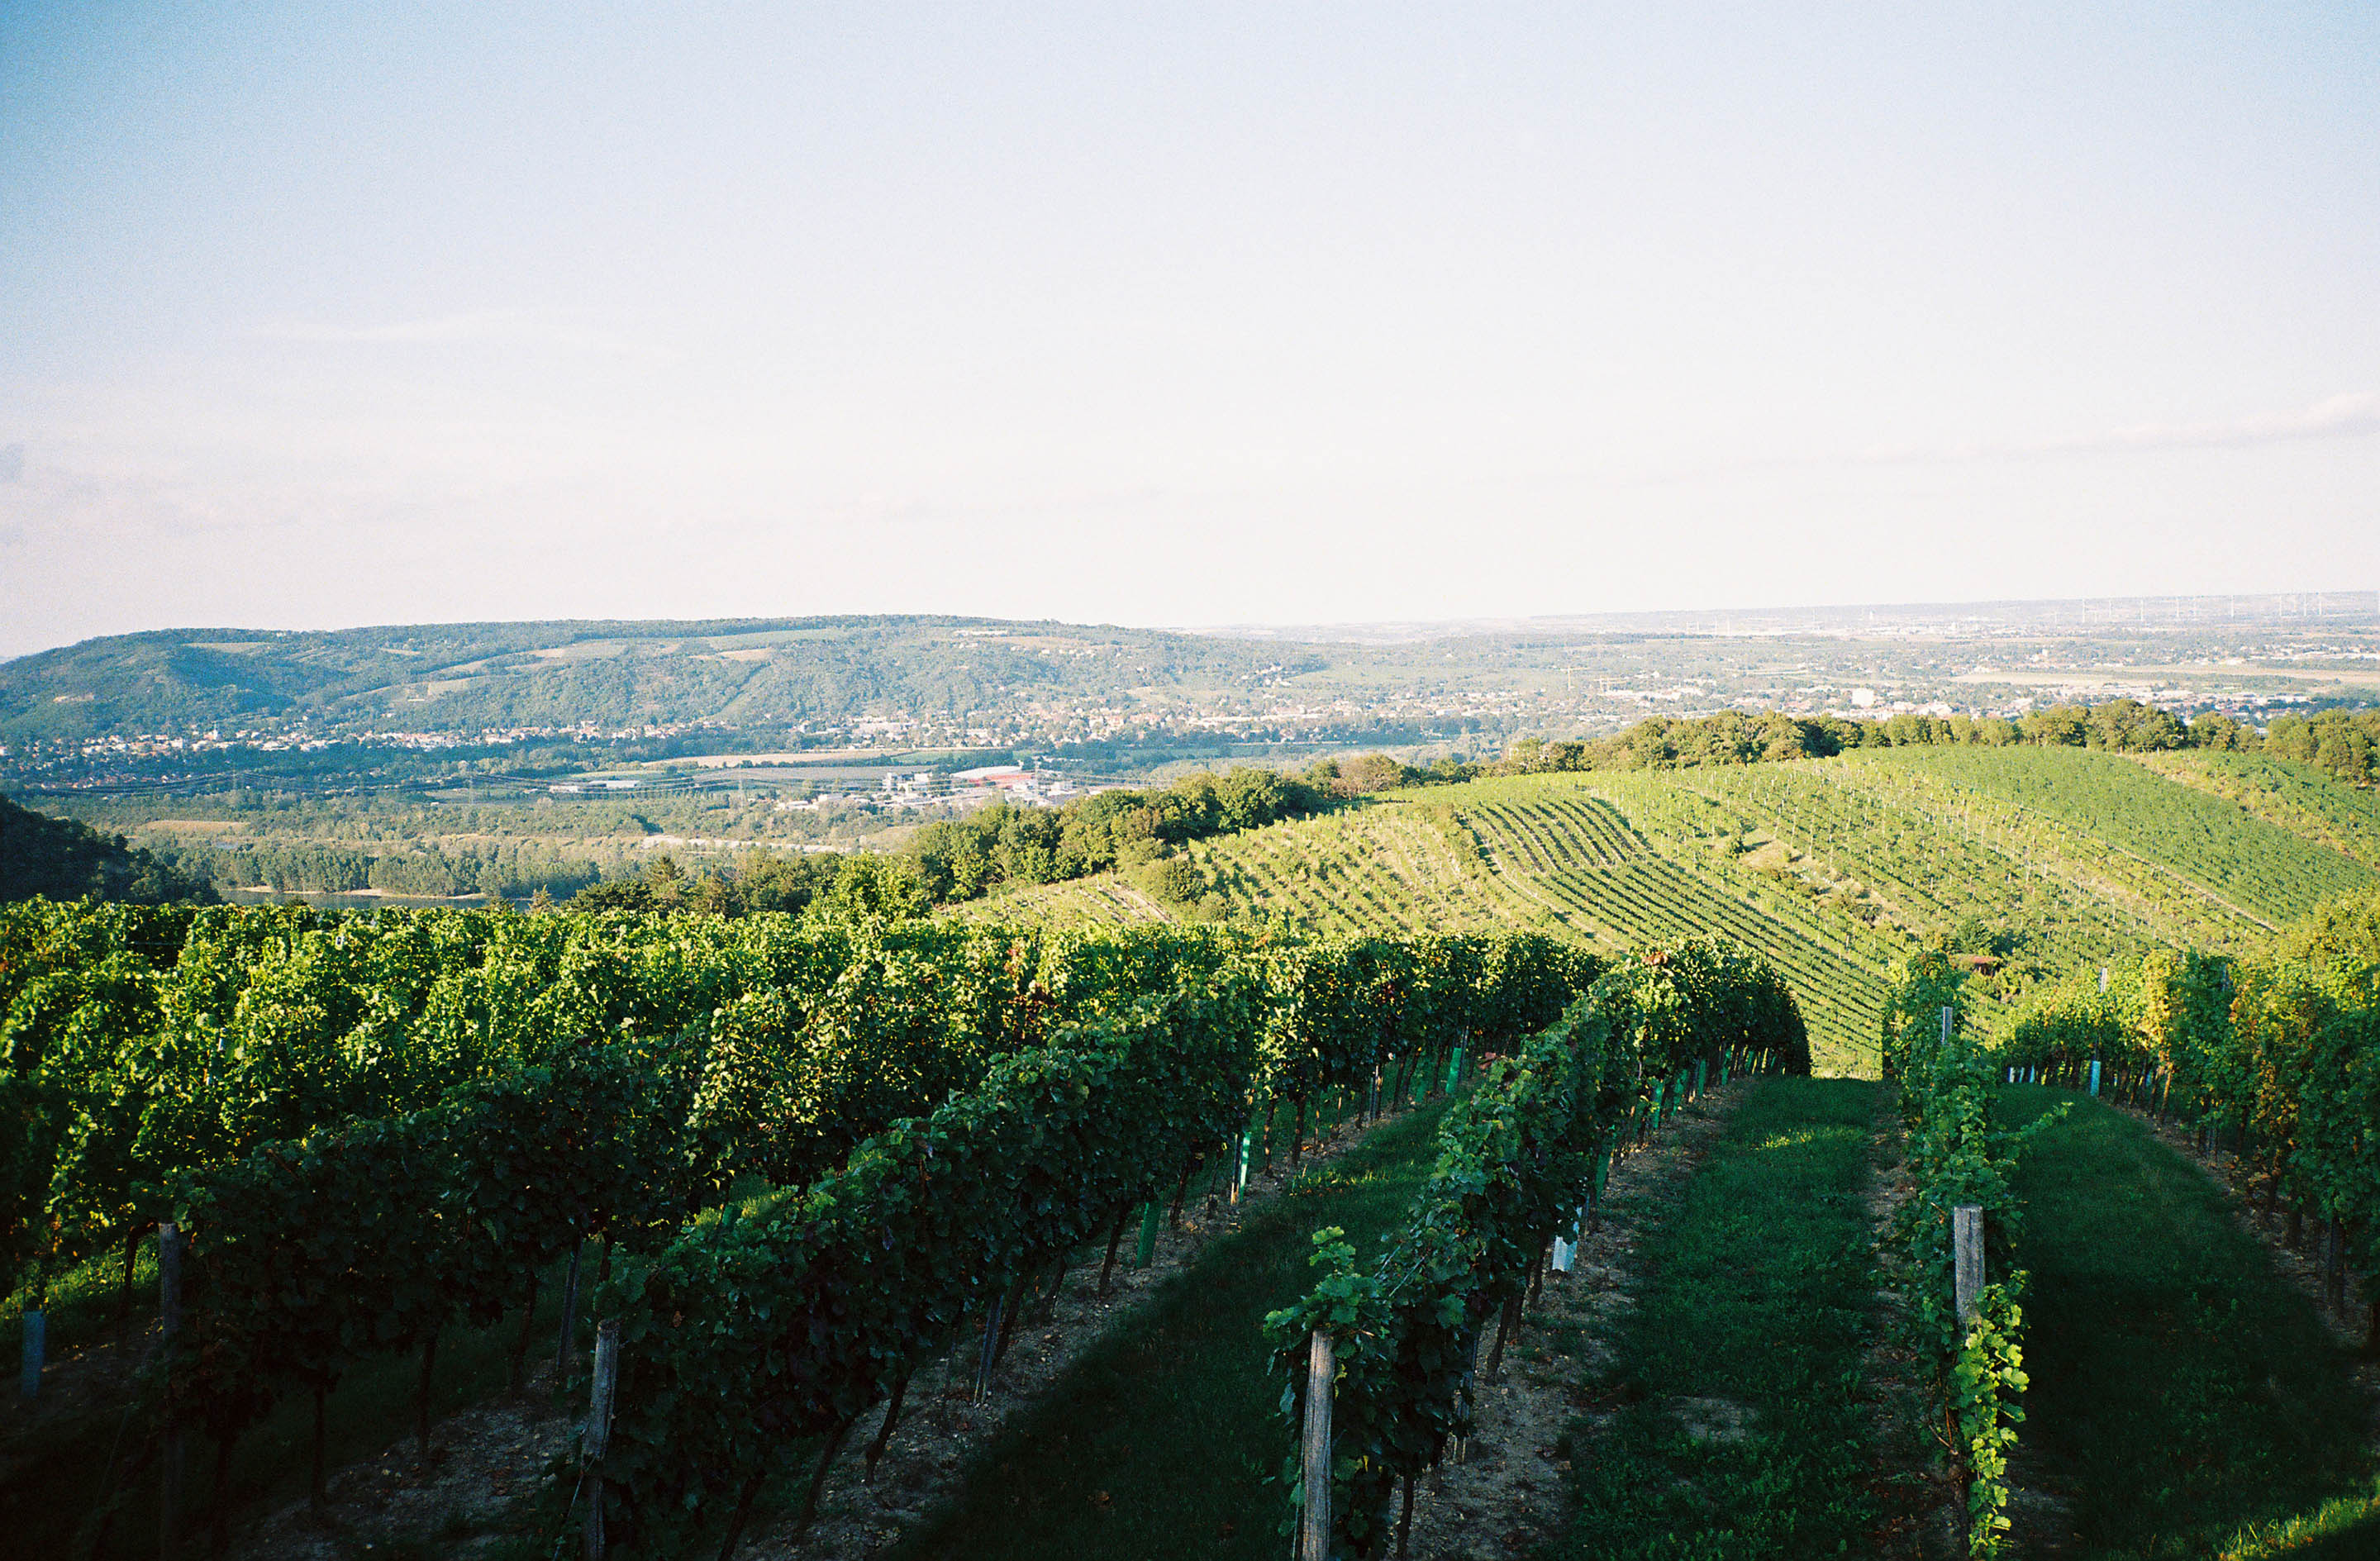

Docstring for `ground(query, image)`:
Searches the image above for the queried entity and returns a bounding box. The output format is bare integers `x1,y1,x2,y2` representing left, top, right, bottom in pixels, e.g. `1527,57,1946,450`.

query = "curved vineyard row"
1535,859,1883,1073
1434,774,1893,1073
1184,806,1521,937
1467,796,1641,873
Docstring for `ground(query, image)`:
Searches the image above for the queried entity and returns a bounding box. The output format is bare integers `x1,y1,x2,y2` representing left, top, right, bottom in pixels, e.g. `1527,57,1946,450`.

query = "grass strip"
884,1096,1455,1561
1548,1076,1885,1560
2007,1086,2377,1559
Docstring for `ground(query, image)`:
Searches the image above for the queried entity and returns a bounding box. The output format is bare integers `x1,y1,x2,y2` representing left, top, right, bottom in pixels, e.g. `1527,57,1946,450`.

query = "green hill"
2137,750,2380,870
0,617,1321,742
964,746,2379,1078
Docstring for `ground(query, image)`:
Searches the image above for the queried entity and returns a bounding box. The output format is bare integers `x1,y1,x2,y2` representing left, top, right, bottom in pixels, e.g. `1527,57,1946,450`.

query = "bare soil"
227,1378,573,1561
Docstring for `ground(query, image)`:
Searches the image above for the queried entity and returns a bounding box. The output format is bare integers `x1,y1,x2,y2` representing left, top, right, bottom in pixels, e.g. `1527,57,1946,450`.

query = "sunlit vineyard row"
1182,806,1521,935
1642,762,2174,964
1428,776,1896,1071
953,875,1170,928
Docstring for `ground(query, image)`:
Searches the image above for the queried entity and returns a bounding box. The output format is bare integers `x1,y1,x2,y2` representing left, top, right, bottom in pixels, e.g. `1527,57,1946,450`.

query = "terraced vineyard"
1183,803,1522,935
944,745,2379,1081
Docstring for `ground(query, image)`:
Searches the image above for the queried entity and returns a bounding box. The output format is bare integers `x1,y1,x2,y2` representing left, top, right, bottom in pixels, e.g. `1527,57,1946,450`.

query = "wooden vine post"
1299,1329,1335,1561
159,1220,184,1561
584,1319,620,1561
1953,1205,1983,1321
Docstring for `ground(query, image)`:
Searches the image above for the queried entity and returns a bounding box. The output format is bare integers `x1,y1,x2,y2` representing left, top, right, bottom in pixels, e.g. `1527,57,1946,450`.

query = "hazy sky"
2,3,2373,656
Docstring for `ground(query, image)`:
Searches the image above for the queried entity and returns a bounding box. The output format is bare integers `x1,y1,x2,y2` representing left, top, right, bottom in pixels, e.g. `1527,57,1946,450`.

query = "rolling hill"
964,747,2380,1076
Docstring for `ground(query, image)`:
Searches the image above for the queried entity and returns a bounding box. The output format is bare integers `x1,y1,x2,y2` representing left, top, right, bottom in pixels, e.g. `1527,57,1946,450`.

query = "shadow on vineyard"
2009,1089,2378,1559
1548,1077,1894,1561
0,1251,578,1560
882,1097,1456,1561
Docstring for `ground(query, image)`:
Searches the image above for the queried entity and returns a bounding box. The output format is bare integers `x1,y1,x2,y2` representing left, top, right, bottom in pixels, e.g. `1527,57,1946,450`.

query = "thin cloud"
256,309,640,354
2047,391,2380,454
1854,392,2380,466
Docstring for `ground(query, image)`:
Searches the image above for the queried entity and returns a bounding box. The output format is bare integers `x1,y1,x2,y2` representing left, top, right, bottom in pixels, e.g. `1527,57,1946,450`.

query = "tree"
812,855,930,925
2187,712,2251,751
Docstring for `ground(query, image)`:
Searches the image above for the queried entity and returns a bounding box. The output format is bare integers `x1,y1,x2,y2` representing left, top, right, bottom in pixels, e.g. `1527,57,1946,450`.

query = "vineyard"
1425,775,1895,1074
950,748,2379,1085
2139,750,2380,872
950,876,1171,929
7,777,2378,1557
14,898,1768,1558
1862,747,2375,929
1178,805,1519,937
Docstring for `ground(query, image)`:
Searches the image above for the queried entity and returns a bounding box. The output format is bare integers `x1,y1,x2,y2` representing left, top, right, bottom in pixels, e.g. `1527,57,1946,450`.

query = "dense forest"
0,794,216,904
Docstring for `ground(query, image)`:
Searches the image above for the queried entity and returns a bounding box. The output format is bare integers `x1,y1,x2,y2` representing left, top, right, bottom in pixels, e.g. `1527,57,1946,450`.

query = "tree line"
1499,700,2379,786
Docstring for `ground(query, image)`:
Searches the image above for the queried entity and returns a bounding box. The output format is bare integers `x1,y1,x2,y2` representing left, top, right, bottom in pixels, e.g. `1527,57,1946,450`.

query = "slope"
939,745,2379,1081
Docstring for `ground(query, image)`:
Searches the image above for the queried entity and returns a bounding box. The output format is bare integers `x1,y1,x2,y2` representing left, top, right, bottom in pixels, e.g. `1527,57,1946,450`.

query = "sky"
1,2,2374,658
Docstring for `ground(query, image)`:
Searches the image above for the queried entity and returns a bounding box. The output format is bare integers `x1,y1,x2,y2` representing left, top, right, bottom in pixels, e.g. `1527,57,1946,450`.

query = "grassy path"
2007,1087,2378,1559
1549,1077,1889,1560
884,1097,1454,1561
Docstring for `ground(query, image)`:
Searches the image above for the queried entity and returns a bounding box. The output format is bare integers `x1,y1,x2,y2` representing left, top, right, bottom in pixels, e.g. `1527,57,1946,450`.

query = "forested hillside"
0,618,1315,741
0,794,216,904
